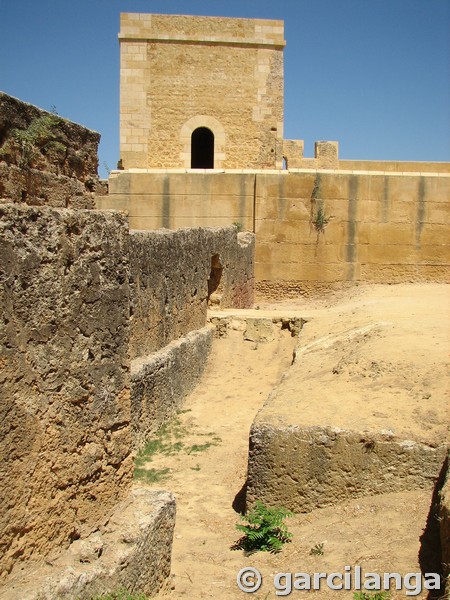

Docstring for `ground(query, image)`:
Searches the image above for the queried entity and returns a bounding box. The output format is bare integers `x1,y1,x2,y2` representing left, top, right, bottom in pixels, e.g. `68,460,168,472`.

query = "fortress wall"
0,93,101,208
100,169,449,294
100,171,256,232
255,171,450,293
0,203,253,590
339,159,450,173
129,225,255,359
0,205,133,580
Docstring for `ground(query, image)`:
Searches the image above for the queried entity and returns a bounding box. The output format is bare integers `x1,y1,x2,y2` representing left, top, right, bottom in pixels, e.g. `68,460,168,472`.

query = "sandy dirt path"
140,283,448,600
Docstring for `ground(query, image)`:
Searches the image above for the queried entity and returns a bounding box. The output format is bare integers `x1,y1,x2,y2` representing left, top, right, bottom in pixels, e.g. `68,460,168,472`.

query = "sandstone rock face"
0,204,133,580
440,457,450,594
246,424,448,513
245,287,449,515
0,92,100,208
0,203,255,588
129,227,254,359
0,488,176,599
131,327,213,450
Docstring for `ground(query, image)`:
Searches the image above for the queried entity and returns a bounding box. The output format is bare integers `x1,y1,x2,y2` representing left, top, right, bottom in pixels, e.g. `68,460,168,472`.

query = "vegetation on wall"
310,173,332,235
7,109,65,168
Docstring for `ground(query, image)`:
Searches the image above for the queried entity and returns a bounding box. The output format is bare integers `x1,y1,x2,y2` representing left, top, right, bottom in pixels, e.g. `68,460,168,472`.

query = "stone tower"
118,13,289,170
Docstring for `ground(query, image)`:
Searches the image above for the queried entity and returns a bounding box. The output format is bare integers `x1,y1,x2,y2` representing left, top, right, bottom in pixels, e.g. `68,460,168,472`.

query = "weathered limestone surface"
131,327,213,450
440,457,450,592
245,286,449,513
129,227,254,358
100,169,450,289
0,92,101,208
0,488,176,599
0,205,133,580
247,425,447,513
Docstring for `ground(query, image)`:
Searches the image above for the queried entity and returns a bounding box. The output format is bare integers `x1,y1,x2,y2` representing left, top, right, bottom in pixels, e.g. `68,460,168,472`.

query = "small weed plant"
9,109,63,168
309,542,324,556
353,592,391,600
232,500,293,554
312,206,332,233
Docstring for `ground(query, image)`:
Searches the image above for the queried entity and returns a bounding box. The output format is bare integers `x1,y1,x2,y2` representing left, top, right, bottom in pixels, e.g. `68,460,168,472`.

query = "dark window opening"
191,127,214,169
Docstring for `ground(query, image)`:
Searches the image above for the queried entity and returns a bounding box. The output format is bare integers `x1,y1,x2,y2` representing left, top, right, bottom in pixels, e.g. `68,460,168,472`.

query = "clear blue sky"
1,0,449,177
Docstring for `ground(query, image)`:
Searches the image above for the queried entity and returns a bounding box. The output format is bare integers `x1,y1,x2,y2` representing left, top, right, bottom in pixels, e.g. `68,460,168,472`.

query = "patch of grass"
9,110,63,168
89,590,148,600
188,440,218,454
188,442,212,454
232,500,293,554
190,464,201,471
133,413,221,482
134,467,170,483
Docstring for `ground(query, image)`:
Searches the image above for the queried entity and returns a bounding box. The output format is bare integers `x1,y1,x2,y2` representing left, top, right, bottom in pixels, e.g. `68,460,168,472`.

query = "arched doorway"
191,127,214,169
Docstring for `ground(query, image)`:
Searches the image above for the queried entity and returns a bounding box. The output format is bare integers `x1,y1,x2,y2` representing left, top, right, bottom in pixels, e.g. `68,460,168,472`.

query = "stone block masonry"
131,327,213,451
101,169,450,293
119,13,285,169
0,205,133,580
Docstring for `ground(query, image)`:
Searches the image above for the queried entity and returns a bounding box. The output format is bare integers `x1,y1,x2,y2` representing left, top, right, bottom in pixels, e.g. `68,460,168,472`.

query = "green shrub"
353,592,391,600
232,500,293,554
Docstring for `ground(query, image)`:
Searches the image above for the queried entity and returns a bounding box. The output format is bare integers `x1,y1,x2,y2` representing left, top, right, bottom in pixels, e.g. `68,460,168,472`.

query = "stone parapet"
128,226,255,358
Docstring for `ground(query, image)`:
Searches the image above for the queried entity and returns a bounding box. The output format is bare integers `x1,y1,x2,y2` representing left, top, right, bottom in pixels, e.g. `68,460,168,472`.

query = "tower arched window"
191,127,214,168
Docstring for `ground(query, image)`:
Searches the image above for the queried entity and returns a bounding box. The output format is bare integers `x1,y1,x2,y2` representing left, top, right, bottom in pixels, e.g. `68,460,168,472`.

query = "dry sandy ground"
139,283,449,600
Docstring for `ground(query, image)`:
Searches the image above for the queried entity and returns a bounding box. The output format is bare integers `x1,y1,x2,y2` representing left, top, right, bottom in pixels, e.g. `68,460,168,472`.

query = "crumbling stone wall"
131,328,213,450
0,92,101,208
129,227,254,359
0,204,133,580
128,226,254,450
440,457,450,594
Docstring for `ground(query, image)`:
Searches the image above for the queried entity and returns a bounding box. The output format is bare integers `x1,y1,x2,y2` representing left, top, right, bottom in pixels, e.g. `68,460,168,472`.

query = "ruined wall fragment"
0,92,101,208
0,204,133,580
129,226,254,359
